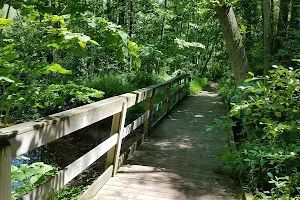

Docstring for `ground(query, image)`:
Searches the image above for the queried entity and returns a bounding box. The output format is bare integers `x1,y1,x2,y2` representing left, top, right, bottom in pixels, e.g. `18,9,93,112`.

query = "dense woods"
1,0,300,199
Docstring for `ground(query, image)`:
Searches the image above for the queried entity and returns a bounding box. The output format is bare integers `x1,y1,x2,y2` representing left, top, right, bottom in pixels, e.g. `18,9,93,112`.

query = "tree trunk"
5,4,11,19
215,5,249,84
290,0,300,29
106,0,112,21
160,0,168,42
277,0,290,36
118,0,125,26
263,0,272,73
129,0,134,37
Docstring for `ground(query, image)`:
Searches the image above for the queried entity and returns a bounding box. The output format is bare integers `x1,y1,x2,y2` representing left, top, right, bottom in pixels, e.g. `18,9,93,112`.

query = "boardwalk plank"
93,91,237,200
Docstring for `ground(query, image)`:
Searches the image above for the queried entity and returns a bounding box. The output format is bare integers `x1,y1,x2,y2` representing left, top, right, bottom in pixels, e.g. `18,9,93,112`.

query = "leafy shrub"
127,71,165,88
189,77,208,94
217,74,241,107
84,74,136,98
227,139,300,197
207,66,300,199
48,186,86,200
230,66,300,139
10,84,104,123
11,157,57,199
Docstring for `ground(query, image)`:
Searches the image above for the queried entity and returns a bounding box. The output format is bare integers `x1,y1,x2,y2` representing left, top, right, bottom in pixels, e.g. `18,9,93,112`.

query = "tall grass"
189,77,208,94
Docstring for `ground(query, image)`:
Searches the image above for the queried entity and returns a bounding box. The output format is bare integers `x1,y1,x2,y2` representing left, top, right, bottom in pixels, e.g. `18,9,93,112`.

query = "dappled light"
93,90,237,199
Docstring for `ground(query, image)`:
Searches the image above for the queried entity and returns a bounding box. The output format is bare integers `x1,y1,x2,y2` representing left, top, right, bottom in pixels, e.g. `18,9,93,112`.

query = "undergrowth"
189,77,208,94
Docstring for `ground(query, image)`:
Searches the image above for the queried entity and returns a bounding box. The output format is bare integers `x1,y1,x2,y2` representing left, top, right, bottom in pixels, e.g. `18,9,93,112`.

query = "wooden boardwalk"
92,91,237,200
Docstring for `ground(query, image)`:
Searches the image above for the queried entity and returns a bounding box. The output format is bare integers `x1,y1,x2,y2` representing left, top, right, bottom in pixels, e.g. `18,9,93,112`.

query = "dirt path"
93,91,237,200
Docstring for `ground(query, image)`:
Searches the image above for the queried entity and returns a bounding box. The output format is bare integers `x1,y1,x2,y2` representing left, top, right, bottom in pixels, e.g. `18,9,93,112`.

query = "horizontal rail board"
3,97,125,157
123,111,150,139
119,93,137,108
0,73,191,200
20,134,118,200
133,74,189,103
78,165,113,200
153,99,168,113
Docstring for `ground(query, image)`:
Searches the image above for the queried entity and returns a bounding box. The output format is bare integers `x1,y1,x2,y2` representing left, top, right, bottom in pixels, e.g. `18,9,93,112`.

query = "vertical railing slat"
0,140,11,200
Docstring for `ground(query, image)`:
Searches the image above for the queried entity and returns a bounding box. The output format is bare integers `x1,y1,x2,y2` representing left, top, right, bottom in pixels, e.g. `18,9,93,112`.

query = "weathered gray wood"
94,89,236,200
112,103,127,175
119,93,137,108
122,111,149,139
164,82,171,113
21,134,118,200
78,165,113,200
0,140,11,200
119,131,146,167
105,112,122,169
0,74,191,200
2,96,126,157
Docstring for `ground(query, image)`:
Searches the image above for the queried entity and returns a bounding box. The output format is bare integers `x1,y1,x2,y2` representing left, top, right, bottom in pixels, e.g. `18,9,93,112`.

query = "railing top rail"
0,73,191,200
0,74,190,156
0,96,126,141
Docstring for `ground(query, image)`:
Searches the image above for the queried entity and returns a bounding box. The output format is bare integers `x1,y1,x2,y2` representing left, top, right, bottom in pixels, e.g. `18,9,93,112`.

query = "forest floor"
93,88,239,200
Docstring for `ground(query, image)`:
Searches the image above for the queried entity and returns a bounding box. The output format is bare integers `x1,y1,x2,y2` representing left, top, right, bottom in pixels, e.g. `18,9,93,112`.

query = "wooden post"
105,102,127,176
143,89,155,135
0,140,11,200
165,82,171,113
105,113,121,170
182,76,187,99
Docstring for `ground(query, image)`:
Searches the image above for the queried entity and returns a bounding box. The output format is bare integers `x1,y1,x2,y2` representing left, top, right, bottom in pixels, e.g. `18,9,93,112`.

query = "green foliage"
85,72,165,98
227,139,300,199
189,77,208,94
10,84,104,123
207,66,300,199
48,186,86,200
231,66,300,139
217,74,240,106
85,74,136,98
127,71,165,88
11,157,57,199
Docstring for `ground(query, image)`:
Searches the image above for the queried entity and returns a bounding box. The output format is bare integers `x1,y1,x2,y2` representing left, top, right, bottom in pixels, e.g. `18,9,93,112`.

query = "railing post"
165,82,171,113
182,76,187,99
0,140,11,200
144,89,155,136
105,102,127,176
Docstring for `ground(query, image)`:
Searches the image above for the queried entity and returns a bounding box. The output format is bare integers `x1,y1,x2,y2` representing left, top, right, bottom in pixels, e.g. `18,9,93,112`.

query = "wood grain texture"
0,140,11,200
2,96,125,157
20,134,118,200
94,91,236,200
78,165,113,200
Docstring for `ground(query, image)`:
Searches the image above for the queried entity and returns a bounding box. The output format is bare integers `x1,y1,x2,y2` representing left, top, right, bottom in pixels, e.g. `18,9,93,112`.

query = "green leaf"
0,76,15,83
275,112,281,117
30,175,39,184
42,64,72,74
267,172,273,178
88,39,99,46
79,41,87,48
0,18,13,29
248,72,254,77
4,53,19,62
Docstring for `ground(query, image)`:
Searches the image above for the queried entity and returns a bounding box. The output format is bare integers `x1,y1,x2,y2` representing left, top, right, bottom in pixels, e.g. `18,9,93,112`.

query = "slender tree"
290,0,300,29
160,0,168,42
215,5,249,84
278,0,290,35
118,0,126,26
263,0,272,73
129,0,134,37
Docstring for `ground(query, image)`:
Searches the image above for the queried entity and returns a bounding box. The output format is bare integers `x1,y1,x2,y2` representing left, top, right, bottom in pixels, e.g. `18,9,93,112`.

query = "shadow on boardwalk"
93,91,238,200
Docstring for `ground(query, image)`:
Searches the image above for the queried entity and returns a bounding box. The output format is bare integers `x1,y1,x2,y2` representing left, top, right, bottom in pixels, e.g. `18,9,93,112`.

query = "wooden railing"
0,74,191,200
